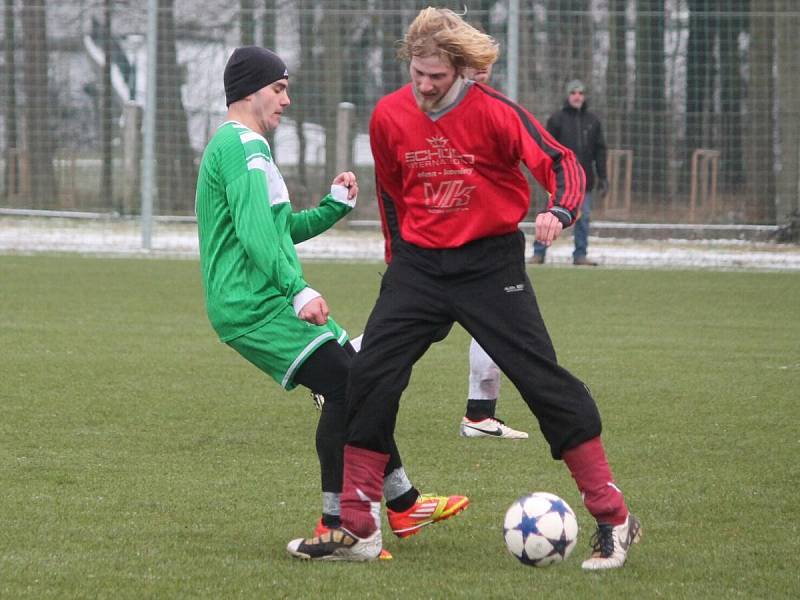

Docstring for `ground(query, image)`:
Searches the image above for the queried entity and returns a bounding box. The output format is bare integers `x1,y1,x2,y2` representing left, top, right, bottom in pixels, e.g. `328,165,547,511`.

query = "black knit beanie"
224,46,288,107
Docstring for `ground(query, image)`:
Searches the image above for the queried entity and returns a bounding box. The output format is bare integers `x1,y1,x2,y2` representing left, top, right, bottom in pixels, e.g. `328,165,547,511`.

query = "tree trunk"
261,0,276,149
3,0,19,200
291,0,316,203
775,0,800,224
21,0,57,207
262,0,275,50
718,1,747,189
745,0,775,219
633,0,667,200
606,0,627,148
240,0,255,46
518,1,538,110
341,1,370,125
379,1,409,95
155,0,197,213
321,6,343,186
101,0,114,210
685,0,714,192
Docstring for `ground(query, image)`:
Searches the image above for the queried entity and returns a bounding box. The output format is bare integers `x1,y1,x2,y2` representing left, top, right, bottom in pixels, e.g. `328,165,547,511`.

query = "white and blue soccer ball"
503,492,579,567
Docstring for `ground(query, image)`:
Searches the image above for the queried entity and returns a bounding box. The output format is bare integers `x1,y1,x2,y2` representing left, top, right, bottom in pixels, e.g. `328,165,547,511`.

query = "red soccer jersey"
369,82,585,260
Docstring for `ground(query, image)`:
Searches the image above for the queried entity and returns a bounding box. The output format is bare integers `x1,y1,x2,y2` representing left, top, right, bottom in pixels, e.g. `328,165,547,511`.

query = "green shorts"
227,306,349,390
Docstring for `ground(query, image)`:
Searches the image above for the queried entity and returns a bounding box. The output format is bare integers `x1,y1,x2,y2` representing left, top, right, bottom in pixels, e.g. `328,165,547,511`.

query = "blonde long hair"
398,7,499,71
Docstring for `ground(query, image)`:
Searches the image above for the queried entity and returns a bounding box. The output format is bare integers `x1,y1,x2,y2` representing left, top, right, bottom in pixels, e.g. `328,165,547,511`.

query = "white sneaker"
459,416,528,439
581,513,642,570
286,527,382,562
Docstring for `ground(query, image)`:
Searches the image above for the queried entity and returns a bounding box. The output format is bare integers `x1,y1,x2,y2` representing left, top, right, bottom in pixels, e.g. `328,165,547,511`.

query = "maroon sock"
340,444,390,538
562,436,628,525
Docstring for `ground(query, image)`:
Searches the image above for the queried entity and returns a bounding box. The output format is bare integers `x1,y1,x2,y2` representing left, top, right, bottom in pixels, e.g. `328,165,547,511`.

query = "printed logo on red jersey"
403,137,477,213
423,180,475,212
426,136,448,148
404,136,475,170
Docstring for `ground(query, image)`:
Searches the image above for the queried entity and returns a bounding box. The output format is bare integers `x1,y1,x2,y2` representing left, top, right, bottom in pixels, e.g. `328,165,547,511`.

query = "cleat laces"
588,524,615,558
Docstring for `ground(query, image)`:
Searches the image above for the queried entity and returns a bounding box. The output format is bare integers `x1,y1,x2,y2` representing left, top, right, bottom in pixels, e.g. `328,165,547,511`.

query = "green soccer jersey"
195,121,354,342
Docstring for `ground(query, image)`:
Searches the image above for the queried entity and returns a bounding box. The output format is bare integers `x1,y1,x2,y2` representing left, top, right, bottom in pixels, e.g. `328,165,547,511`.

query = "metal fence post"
335,102,355,174
507,0,520,101
141,0,157,249
122,102,142,216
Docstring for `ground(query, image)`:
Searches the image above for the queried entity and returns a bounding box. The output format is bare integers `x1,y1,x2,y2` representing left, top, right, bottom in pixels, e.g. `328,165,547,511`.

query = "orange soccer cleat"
387,494,470,539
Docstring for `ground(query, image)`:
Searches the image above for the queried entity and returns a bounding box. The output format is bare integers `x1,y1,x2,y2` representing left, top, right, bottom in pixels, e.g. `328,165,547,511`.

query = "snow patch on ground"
1,216,799,271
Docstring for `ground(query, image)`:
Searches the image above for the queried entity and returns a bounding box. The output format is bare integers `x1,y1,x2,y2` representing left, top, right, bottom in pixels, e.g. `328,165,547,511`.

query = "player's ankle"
385,487,419,513
465,398,497,421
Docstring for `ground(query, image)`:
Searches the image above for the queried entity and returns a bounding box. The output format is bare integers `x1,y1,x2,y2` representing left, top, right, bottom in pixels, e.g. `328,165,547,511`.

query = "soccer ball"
503,492,578,567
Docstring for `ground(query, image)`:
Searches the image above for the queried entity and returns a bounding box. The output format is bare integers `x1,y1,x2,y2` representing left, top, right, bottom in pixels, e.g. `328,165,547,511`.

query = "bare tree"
379,1,411,96
718,1,747,189
518,1,539,110
241,0,255,45
321,3,345,186
633,0,667,199
155,0,197,213
261,0,276,151
685,0,715,191
262,0,275,50
606,0,628,148
290,0,317,203
21,0,57,207
745,0,774,219
101,0,114,210
341,5,371,121
776,0,800,225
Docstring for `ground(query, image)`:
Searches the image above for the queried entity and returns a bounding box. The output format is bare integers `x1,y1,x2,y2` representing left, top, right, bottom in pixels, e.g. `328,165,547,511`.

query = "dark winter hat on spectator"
224,46,288,106
566,79,585,95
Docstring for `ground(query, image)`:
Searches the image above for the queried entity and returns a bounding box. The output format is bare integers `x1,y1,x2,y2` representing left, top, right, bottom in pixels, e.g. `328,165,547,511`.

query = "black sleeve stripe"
377,182,403,261
380,188,400,244
474,85,583,213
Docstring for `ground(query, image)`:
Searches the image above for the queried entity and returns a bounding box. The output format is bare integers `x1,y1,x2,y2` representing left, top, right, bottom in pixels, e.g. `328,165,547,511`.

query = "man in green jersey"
195,46,466,556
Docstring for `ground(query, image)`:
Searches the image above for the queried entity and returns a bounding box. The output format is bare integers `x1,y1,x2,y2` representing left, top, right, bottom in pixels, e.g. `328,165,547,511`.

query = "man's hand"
332,171,358,202
535,212,564,247
298,296,329,325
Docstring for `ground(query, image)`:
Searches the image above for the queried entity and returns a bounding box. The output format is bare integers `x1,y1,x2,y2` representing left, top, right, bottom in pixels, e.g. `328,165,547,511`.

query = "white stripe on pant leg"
383,467,412,502
350,334,363,352
468,338,502,399
323,492,341,516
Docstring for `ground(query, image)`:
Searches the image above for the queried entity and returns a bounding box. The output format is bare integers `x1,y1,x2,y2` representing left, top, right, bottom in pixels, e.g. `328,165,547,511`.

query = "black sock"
465,398,497,421
322,513,341,529
385,487,419,513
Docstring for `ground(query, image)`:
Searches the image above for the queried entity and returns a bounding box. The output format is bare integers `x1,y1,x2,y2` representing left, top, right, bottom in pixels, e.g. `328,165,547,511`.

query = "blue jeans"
533,192,592,260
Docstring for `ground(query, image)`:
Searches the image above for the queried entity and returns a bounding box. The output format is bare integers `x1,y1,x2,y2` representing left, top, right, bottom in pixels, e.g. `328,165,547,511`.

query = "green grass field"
2,255,799,598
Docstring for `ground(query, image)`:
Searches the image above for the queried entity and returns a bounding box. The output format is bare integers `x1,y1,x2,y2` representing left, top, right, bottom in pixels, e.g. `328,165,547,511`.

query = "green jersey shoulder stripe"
222,123,290,207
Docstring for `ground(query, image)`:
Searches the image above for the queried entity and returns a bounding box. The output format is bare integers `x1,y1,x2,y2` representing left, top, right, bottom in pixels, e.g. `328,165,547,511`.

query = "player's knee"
350,352,391,390
471,364,500,384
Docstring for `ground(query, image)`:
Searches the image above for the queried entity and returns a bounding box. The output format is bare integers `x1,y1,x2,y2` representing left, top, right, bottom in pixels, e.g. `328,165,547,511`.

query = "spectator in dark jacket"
532,79,608,266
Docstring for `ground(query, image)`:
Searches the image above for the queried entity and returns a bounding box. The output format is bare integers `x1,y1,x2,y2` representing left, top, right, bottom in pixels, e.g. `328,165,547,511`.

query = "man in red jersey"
287,8,641,569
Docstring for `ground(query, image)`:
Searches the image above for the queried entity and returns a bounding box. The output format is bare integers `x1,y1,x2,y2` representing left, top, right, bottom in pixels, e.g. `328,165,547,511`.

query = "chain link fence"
1,1,799,235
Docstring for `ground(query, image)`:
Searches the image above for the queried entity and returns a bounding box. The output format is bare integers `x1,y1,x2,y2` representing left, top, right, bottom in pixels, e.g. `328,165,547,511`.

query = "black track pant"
346,231,601,460
293,340,404,494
